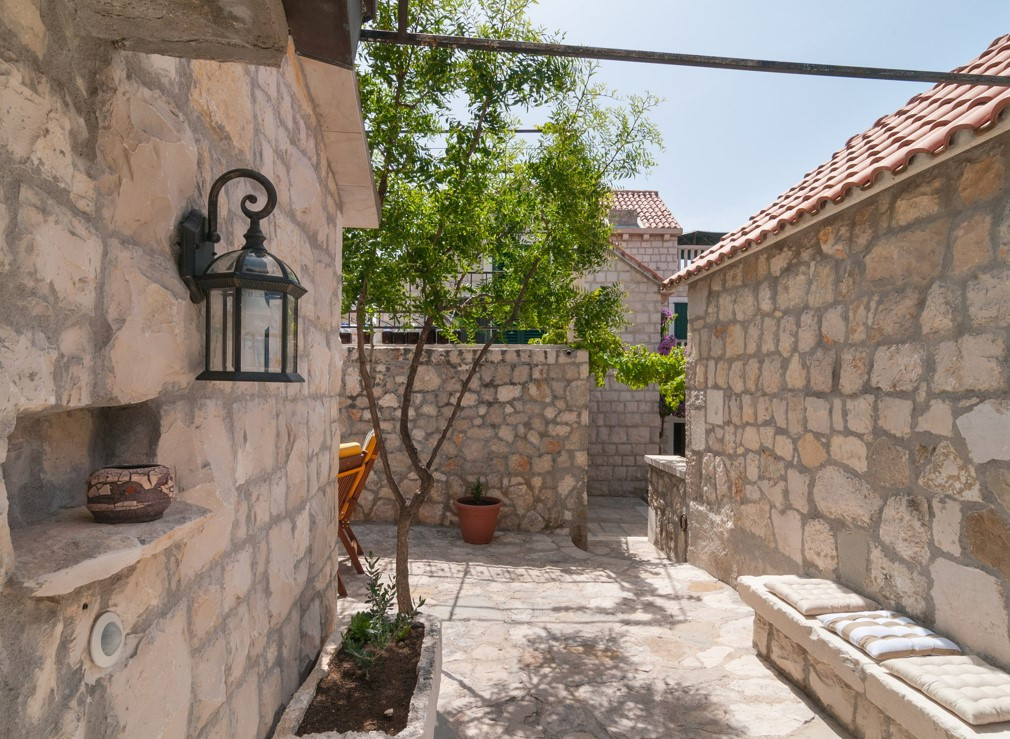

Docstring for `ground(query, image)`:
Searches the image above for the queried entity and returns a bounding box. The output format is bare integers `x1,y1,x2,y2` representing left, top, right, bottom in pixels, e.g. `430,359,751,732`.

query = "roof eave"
612,226,684,236
662,114,1010,293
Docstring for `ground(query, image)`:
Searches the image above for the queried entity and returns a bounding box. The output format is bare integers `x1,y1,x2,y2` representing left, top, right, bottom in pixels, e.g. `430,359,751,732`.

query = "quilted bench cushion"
765,576,879,616
886,655,1010,726
818,611,961,660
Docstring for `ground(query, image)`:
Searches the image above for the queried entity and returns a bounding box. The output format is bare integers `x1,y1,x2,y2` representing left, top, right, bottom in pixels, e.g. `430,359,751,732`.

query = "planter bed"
275,608,442,739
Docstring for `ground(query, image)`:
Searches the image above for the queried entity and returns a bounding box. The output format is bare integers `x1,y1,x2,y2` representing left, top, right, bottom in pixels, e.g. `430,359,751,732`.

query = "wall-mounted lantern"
179,169,306,382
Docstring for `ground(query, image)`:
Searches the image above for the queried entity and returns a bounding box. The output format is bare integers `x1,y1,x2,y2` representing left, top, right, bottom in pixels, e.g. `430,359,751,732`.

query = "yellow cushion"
339,443,362,458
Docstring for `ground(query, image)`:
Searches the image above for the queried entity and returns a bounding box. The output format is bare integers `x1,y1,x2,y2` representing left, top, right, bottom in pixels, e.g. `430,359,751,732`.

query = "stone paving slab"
343,498,846,738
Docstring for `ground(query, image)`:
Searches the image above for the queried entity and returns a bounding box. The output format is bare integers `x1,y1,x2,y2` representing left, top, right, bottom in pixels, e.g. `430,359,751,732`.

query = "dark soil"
297,623,425,736
457,496,501,506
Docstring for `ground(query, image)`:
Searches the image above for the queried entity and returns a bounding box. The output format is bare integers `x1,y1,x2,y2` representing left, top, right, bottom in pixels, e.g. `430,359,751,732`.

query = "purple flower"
660,307,673,322
658,334,676,356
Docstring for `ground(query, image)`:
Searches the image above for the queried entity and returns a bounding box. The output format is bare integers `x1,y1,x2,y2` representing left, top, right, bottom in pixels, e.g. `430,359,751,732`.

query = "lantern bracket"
178,169,279,304
179,210,212,303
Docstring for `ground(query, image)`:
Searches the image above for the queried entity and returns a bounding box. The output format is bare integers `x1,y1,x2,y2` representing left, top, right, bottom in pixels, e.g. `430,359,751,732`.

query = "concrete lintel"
298,55,381,229
74,0,289,67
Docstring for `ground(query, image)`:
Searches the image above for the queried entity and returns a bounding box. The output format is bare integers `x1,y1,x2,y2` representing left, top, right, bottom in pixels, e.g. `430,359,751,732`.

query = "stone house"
584,190,682,496
0,1,378,736
660,34,1010,670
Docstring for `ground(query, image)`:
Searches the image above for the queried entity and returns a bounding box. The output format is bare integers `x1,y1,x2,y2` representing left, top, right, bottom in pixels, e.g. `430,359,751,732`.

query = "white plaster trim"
669,117,1010,290
612,227,683,236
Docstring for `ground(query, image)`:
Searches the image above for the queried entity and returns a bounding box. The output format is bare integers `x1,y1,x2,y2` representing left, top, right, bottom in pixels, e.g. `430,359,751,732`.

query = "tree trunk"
658,413,666,455
395,508,413,612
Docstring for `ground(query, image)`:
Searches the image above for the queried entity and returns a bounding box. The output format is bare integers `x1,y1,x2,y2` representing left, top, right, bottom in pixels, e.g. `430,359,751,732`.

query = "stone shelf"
10,501,212,597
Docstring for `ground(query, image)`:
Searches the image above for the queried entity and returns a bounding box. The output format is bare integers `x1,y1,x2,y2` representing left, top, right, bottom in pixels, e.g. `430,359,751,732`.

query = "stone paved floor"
346,497,846,738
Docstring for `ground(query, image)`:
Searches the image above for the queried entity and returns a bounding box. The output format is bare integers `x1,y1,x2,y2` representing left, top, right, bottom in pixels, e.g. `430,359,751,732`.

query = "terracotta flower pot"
86,464,175,524
453,497,502,545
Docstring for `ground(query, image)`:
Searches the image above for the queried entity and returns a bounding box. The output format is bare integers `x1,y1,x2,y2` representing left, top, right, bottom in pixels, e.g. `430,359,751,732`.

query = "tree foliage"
345,0,667,610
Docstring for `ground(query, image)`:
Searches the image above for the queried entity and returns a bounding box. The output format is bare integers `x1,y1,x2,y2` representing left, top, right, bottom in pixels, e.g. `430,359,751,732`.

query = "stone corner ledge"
645,455,686,477
10,499,213,597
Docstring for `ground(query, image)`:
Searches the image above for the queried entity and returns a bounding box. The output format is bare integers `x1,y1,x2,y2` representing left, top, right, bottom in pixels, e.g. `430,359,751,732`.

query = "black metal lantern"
179,169,306,382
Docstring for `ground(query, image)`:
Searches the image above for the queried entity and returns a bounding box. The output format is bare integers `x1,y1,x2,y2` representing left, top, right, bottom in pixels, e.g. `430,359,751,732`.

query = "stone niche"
3,402,161,529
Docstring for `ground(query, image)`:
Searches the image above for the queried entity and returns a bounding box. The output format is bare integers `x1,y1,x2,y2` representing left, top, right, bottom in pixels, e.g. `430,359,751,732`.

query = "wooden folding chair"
337,430,378,575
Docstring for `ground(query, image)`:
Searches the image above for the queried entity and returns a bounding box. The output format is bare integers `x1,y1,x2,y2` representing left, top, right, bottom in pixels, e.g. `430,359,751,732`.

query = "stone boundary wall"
340,345,589,545
646,455,687,562
1,8,345,737
684,130,1010,669
582,249,665,497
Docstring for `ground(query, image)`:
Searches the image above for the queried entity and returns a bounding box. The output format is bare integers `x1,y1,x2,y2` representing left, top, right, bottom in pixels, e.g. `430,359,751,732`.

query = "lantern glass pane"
209,288,235,372
286,299,298,374
240,289,283,372
206,251,242,274
242,250,286,278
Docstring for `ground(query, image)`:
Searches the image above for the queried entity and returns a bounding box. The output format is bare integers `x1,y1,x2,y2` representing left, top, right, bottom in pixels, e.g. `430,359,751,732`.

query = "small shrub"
467,479,484,503
341,553,424,670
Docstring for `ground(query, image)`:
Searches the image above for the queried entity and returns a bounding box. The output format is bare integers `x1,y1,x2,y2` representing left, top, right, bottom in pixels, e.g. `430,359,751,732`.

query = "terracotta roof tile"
611,190,682,230
664,34,1010,287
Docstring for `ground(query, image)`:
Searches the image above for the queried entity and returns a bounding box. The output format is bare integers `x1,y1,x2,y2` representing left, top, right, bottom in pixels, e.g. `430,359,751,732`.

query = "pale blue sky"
525,1,1010,233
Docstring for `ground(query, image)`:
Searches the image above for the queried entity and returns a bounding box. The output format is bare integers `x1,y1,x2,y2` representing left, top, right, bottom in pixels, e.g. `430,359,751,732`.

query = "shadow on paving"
350,523,706,631
344,522,846,738
438,628,745,738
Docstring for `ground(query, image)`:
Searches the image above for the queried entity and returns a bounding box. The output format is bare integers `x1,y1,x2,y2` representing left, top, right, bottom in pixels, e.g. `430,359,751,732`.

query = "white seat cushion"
764,576,879,616
818,611,961,660
885,655,1010,726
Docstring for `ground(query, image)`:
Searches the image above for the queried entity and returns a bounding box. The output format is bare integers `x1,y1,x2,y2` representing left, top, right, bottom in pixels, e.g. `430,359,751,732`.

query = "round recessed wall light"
89,612,125,669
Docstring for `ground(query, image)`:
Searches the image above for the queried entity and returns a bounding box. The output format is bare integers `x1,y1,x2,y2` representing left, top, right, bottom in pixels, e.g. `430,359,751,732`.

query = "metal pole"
397,0,408,39
359,29,1010,88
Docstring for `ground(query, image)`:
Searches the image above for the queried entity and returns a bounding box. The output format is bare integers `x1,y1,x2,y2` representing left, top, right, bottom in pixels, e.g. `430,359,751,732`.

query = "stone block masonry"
582,246,666,497
0,5,347,737
341,345,590,546
683,130,1010,670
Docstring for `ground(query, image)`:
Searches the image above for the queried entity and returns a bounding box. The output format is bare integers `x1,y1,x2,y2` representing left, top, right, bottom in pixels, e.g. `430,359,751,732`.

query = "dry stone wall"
0,5,345,736
684,131,1010,668
646,455,687,562
582,248,666,497
340,345,590,546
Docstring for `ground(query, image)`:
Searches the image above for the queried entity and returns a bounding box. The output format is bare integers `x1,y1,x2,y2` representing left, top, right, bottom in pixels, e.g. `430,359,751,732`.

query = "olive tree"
344,0,666,610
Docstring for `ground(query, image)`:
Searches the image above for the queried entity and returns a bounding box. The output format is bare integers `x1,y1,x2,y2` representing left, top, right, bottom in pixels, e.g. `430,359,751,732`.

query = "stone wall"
0,5,346,736
646,455,687,562
614,230,682,281
684,130,1010,668
340,345,590,545
582,249,666,497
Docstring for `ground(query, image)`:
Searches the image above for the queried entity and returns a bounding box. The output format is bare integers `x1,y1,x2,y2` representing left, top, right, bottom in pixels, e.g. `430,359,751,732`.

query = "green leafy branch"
341,553,425,670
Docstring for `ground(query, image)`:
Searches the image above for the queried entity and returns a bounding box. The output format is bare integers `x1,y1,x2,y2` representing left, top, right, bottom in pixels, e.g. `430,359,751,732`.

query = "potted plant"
275,555,440,738
454,480,502,545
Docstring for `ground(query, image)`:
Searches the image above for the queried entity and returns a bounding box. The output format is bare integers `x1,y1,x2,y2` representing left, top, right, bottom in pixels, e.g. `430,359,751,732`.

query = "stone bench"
739,575,1010,738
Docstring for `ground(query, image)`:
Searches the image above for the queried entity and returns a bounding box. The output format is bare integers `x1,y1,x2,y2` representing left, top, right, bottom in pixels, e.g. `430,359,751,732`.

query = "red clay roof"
664,34,1010,288
611,190,682,230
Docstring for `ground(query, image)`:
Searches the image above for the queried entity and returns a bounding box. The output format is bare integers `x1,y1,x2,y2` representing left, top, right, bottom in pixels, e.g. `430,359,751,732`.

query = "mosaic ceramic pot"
86,465,175,524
